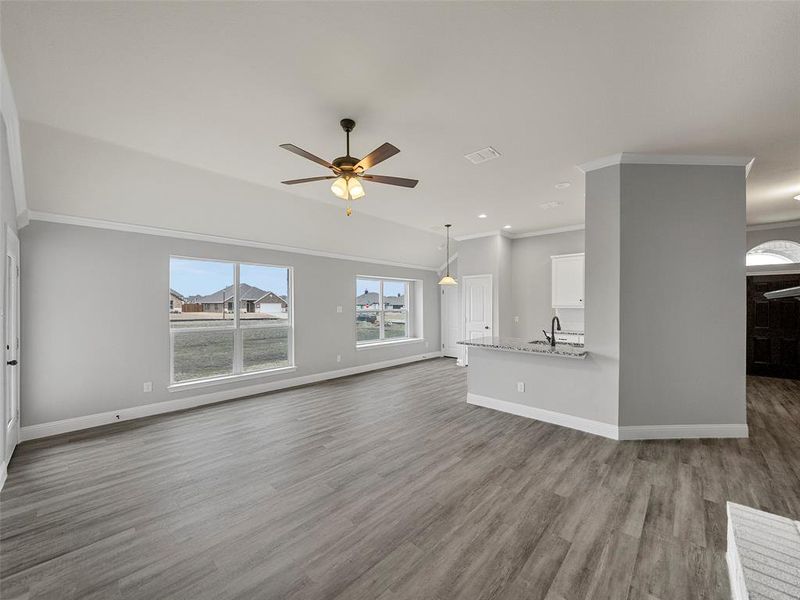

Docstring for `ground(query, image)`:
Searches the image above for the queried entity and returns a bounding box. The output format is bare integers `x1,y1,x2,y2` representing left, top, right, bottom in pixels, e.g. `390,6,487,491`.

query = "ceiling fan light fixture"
347,177,365,200
331,176,349,200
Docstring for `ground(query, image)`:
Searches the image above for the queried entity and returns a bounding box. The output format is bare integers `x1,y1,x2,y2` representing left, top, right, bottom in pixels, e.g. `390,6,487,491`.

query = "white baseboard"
466,393,619,440
0,461,6,492
466,393,749,441
21,352,442,442
618,423,748,440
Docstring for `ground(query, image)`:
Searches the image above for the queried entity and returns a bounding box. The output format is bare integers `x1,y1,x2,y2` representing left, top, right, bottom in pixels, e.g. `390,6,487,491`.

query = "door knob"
484,326,490,330
6,360,17,366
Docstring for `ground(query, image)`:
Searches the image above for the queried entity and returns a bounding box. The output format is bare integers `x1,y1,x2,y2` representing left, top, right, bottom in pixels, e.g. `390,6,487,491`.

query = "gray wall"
20,221,441,427
618,164,746,427
457,234,514,336
0,117,19,460
509,229,585,339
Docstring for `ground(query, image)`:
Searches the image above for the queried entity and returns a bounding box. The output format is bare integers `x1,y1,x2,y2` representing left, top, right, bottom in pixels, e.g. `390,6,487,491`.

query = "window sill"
168,365,297,392
356,338,424,351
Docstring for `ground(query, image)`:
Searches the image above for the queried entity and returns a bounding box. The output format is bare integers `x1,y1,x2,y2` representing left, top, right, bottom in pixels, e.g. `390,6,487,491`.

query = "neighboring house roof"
194,283,282,304
169,288,186,302
356,292,380,306
356,292,405,307
255,291,288,307
384,294,405,306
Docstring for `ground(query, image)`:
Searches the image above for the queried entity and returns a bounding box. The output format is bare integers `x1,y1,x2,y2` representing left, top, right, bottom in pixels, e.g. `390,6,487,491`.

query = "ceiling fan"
280,118,418,216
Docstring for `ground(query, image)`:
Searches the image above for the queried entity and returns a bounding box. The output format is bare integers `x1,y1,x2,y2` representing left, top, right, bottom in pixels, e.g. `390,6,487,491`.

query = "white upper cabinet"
552,253,584,308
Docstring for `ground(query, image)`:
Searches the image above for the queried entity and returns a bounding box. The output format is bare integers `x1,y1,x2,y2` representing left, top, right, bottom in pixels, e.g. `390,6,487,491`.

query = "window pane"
384,310,408,339
243,326,290,372
382,281,407,310
356,279,380,309
173,330,234,382
356,310,381,342
239,264,290,327
170,258,234,328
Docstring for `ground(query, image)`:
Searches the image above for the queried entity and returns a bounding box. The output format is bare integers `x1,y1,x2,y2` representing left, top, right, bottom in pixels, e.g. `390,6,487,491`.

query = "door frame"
4,225,19,465
461,274,493,366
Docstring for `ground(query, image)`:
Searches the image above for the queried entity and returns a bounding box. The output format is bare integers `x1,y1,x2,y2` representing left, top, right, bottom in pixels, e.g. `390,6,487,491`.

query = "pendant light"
438,224,458,286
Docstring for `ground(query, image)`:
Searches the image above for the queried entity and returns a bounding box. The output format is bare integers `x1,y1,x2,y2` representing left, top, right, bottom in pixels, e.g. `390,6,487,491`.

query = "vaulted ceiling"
2,1,799,240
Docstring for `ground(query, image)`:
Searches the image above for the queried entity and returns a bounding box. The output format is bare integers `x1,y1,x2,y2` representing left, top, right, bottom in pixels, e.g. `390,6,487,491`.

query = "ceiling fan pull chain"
346,199,352,217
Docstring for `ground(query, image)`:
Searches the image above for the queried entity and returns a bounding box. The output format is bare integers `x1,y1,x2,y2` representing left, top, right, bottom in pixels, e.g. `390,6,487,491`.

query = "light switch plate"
336,306,343,313
517,382,525,393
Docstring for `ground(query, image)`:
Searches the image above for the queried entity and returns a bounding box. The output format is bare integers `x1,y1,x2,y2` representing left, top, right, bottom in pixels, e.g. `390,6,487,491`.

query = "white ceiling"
2,1,799,238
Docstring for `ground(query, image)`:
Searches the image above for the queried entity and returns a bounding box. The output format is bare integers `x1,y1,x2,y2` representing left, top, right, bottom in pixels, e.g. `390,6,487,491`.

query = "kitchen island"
458,336,619,439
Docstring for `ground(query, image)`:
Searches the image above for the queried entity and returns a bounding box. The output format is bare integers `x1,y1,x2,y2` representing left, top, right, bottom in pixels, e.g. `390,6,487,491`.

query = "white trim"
453,231,500,242
466,393,748,440
0,52,28,225
577,153,755,175
20,353,442,441
746,268,800,277
0,460,6,492
27,210,439,272
618,423,748,440
168,365,297,392
509,224,585,239
467,393,619,440
356,337,424,351
746,219,800,232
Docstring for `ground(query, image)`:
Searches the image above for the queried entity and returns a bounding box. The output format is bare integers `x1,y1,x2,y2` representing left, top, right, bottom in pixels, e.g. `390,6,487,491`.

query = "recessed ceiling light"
795,194,800,201
478,214,488,219
539,201,563,210
555,182,571,190
503,225,512,230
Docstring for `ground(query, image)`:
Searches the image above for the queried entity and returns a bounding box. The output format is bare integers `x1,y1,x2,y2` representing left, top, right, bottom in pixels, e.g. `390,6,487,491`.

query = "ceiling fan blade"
281,176,337,185
355,143,400,171
362,174,419,188
280,144,336,170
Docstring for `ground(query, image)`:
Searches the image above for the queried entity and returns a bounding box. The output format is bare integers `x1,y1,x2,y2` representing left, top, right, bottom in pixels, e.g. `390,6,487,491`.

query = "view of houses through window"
356,278,410,344
169,258,292,383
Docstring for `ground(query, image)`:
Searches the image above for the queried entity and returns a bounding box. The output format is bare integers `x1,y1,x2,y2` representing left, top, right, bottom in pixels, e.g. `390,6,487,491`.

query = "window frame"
355,276,413,347
168,256,294,387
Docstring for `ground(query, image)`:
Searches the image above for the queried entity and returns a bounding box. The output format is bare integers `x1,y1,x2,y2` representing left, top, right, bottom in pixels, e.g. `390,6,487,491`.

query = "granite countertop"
457,336,588,359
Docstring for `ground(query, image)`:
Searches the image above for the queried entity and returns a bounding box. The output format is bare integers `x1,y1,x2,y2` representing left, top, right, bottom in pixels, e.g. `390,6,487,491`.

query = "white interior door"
462,274,493,366
4,227,19,463
441,285,460,358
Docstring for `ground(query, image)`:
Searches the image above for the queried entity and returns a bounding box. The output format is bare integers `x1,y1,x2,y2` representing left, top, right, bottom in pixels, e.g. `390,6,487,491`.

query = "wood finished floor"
2,358,799,600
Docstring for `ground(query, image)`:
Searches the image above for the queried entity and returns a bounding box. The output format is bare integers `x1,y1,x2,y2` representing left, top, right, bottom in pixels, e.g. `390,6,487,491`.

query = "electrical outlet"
336,354,341,363
514,316,520,323
336,305,343,313
517,382,525,393
143,381,153,393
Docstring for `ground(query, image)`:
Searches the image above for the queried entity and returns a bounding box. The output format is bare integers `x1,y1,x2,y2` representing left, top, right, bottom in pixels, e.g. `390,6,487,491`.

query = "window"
356,277,411,344
746,240,800,267
169,257,292,384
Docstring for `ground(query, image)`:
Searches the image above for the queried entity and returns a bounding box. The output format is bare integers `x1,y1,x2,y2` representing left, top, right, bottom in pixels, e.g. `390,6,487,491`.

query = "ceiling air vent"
464,146,501,164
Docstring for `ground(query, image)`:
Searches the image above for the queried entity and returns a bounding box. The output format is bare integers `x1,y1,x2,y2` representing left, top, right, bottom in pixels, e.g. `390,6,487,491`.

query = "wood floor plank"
1,359,798,599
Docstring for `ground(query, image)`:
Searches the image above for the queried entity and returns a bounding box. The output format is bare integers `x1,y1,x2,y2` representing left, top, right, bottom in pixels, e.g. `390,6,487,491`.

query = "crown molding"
746,219,800,232
27,211,440,271
453,230,501,242
0,51,28,225
509,223,585,239
577,153,755,177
